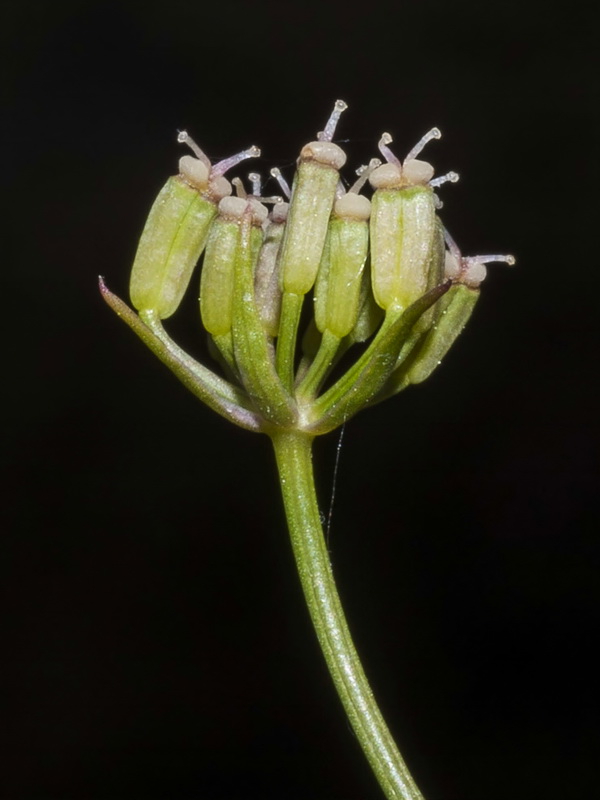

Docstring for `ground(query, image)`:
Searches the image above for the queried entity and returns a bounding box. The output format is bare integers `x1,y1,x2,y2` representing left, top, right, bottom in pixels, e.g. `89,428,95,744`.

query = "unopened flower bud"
370,183,437,312
277,101,348,295
129,131,259,319
404,282,479,385
314,161,377,338
200,189,266,344
369,129,456,313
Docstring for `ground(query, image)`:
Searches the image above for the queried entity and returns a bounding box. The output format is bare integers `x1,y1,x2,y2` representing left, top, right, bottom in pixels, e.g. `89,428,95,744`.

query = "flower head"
102,102,514,435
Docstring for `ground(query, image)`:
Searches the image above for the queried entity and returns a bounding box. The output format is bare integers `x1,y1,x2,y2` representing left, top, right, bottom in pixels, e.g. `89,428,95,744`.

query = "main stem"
271,430,424,800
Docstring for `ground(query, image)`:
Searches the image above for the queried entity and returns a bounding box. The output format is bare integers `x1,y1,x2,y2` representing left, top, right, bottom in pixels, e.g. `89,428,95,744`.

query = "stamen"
317,99,348,142
429,171,459,188
246,171,281,204
248,172,262,197
254,194,284,205
462,254,516,286
348,158,381,194
378,132,402,167
270,167,292,200
177,130,211,167
443,228,516,287
443,227,462,261
404,127,441,163
211,145,261,178
232,177,247,198
465,255,516,266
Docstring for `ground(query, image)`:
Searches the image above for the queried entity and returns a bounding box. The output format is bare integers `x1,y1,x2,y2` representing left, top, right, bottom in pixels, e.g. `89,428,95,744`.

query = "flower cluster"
101,101,514,435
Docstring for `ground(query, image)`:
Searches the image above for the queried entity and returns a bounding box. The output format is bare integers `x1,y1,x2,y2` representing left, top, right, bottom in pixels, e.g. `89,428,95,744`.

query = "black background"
3,2,598,798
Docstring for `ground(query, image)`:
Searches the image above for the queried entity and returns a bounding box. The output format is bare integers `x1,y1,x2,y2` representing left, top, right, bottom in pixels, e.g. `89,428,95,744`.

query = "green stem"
271,430,424,800
296,328,341,400
275,290,304,391
212,332,237,374
99,279,262,432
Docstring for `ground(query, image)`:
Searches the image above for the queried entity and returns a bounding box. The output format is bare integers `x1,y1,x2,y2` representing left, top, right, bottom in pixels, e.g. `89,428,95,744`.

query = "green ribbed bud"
200,196,249,336
394,217,446,363
367,129,459,315
130,176,218,319
130,132,259,319
314,192,370,338
274,101,349,391
278,143,347,295
405,282,479,385
369,181,437,313
201,196,265,373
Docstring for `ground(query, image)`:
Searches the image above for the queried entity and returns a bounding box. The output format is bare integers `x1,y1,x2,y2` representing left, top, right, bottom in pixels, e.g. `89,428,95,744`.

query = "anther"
348,158,382,195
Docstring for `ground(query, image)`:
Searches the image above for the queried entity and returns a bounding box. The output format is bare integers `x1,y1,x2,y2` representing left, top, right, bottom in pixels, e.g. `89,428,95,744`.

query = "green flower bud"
129,176,217,319
200,197,246,337
277,101,348,296
201,195,266,337
129,131,259,319
314,161,377,338
369,129,458,313
370,184,436,311
405,282,479,385
202,189,266,375
393,217,446,362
